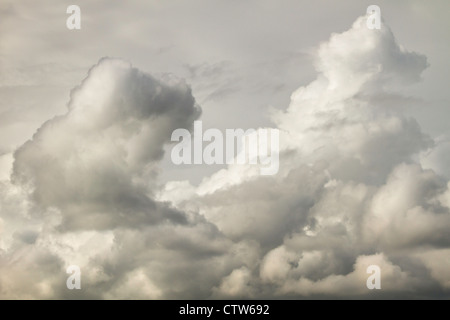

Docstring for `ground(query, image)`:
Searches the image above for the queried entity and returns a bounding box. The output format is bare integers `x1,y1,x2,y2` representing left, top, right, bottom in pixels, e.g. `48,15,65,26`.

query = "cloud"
0,13,449,299
414,249,450,289
212,266,255,298
161,15,450,298
11,58,201,230
272,17,431,183
272,253,414,297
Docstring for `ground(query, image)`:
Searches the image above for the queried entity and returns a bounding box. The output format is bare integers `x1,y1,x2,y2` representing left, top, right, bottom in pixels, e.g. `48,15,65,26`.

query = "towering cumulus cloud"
164,16,450,298
0,15,449,299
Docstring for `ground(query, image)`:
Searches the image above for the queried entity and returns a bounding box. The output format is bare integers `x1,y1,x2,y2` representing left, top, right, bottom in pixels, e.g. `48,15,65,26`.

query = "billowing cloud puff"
273,17,431,183
11,58,201,230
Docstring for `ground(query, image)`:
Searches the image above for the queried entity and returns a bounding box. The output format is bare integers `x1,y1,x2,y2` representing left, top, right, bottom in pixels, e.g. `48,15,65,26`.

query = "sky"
0,0,449,299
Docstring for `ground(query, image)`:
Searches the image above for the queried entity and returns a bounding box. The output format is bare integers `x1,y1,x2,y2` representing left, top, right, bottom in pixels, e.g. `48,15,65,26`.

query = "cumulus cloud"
11,58,201,230
0,13,449,299
161,15,450,298
0,57,256,299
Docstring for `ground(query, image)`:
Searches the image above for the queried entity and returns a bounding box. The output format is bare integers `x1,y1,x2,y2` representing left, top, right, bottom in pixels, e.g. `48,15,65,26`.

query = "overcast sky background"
0,0,449,299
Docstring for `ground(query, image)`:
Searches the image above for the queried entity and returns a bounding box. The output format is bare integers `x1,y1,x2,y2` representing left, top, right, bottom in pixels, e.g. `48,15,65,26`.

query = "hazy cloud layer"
0,12,449,299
